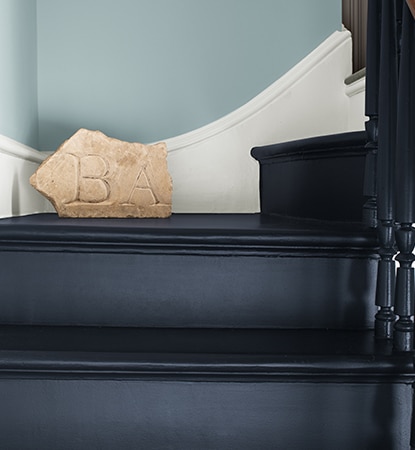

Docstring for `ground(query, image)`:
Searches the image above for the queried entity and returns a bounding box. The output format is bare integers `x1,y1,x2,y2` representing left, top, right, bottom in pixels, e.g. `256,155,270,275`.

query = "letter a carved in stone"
30,129,172,218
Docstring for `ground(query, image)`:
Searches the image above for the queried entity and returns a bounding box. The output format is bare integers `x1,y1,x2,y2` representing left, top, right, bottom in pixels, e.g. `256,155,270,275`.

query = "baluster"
394,2,415,352
375,224,397,338
394,225,415,351
363,0,381,228
374,0,401,339
412,383,415,450
363,123,378,228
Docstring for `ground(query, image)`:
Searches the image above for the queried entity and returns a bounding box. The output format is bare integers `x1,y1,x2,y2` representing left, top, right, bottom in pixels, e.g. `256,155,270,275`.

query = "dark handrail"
407,0,415,18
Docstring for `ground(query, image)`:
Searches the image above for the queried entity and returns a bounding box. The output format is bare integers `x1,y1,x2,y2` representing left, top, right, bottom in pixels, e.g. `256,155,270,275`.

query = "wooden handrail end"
407,0,415,19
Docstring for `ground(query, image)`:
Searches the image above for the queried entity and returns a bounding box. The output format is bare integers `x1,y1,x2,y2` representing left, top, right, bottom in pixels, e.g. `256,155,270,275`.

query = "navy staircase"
0,1,415,448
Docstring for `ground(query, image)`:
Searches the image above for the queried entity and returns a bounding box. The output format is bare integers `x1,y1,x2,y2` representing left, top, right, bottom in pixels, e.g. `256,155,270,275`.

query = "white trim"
345,76,366,97
0,134,47,164
0,134,51,218
345,74,366,132
163,30,352,152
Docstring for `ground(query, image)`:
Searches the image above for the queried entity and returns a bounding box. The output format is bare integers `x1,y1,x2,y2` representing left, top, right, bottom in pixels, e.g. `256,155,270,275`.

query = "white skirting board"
1,29,366,217
345,74,366,132
0,135,52,218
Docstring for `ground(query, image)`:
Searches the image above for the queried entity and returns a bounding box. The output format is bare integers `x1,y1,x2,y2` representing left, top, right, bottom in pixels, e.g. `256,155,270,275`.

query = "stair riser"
0,379,410,450
0,251,377,328
258,155,366,221
251,131,368,222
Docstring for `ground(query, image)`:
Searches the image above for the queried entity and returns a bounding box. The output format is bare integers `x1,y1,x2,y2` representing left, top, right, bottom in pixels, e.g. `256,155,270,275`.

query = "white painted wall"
1,29,367,218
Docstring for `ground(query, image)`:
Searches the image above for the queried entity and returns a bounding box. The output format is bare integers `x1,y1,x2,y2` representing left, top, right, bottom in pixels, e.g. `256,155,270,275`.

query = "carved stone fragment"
30,129,172,218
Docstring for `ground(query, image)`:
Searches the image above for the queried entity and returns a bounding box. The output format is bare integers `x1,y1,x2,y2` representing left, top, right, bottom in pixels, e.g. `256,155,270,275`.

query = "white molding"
0,134,47,164
346,75,366,131
0,134,51,218
345,76,366,97
163,30,352,152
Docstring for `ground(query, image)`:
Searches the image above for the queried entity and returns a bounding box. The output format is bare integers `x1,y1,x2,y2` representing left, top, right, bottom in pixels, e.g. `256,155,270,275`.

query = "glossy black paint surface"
0,214,378,329
0,378,410,450
0,211,389,447
251,131,368,221
0,327,412,380
0,327,412,449
0,212,377,252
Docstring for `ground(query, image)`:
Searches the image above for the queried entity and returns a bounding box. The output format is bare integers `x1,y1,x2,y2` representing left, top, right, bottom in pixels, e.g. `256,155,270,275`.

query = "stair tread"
0,213,378,329
0,327,412,380
0,213,377,253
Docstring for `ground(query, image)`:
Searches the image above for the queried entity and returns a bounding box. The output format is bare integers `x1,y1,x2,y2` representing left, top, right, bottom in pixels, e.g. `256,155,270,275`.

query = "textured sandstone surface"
30,129,172,218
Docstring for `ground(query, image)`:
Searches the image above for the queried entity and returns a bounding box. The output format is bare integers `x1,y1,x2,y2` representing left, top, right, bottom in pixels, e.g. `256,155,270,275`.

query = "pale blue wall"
0,1,341,150
35,1,340,150
0,0,38,147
